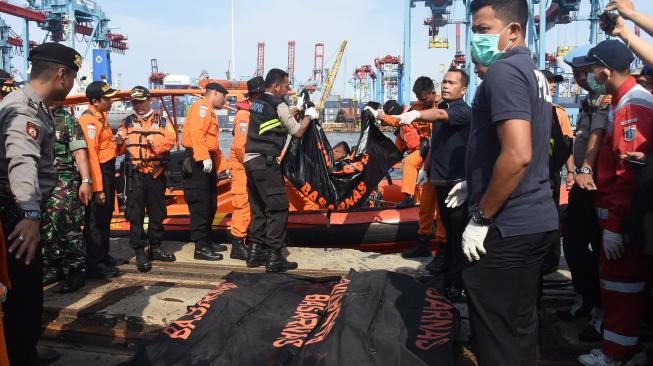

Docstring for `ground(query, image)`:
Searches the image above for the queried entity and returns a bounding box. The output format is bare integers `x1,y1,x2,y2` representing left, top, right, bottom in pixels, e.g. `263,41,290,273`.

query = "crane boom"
316,40,347,111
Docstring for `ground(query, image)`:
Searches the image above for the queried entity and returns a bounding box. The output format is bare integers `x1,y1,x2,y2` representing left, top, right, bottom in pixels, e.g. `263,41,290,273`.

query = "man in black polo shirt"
462,0,559,364
399,69,471,299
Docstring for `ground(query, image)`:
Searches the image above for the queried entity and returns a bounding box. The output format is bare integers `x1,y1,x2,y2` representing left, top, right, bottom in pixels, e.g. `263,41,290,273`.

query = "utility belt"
183,148,216,176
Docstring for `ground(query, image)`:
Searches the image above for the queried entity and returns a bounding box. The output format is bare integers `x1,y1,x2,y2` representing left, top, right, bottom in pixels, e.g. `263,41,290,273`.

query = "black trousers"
183,154,217,245
0,201,42,366
562,186,601,308
84,159,115,269
462,228,556,366
245,155,289,250
126,172,167,250
434,183,468,288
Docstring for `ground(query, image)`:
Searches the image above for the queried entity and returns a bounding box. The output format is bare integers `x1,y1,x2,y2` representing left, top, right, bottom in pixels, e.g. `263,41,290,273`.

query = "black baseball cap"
85,81,118,101
205,82,228,95
246,76,265,96
29,42,82,72
130,86,151,101
586,40,634,72
541,70,564,83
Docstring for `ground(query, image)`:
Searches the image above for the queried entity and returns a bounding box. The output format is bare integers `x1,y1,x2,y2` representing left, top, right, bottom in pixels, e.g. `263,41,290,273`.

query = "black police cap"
205,82,228,95
246,76,265,95
29,42,82,72
586,40,634,72
85,81,118,101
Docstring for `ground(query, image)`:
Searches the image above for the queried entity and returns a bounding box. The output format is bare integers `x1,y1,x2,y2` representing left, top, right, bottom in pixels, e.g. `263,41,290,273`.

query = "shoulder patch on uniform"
26,121,39,140
199,109,207,118
624,125,636,142
87,124,96,138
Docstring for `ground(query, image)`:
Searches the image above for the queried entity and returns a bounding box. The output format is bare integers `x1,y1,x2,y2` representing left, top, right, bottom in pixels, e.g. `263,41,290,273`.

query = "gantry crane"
316,40,347,112
350,65,377,112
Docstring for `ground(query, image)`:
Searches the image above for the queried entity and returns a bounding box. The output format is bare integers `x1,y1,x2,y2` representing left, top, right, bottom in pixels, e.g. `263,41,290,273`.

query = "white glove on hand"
416,169,428,185
462,219,489,262
363,106,379,119
305,107,319,120
202,159,213,173
603,229,624,260
296,94,305,111
399,110,420,125
445,181,468,208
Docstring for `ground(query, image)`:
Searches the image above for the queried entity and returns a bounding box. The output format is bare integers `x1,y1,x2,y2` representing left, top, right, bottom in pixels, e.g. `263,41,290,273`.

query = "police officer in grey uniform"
0,42,80,365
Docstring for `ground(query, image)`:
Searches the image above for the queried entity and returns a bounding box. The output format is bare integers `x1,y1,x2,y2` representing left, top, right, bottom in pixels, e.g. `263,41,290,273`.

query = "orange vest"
117,112,176,177
79,105,118,192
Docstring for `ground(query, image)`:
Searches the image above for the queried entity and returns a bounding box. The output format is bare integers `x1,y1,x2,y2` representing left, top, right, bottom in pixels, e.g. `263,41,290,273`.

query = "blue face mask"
587,72,607,95
471,24,514,67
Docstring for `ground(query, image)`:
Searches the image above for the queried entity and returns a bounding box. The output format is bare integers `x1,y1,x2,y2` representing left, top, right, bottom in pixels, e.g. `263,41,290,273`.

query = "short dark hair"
333,141,351,156
446,69,470,87
30,60,74,80
412,76,435,94
265,68,289,88
470,0,528,31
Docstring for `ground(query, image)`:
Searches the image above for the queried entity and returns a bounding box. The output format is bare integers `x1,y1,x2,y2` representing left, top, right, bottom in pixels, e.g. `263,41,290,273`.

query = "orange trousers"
418,182,446,241
229,169,250,239
402,150,423,196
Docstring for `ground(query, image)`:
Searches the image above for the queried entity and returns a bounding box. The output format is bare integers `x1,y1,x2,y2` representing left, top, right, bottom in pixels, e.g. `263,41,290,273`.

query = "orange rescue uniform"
181,98,228,172
229,102,251,238
78,105,118,192
117,112,177,177
379,102,432,196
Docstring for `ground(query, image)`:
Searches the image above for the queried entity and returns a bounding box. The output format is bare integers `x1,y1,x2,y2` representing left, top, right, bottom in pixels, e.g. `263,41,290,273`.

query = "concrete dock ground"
39,238,652,365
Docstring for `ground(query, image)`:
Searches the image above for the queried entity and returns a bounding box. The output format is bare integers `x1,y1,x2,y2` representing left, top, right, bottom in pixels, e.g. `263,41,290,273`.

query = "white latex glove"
114,132,124,145
416,169,428,185
202,159,213,173
363,106,379,119
399,110,420,125
445,181,468,208
462,219,489,262
305,107,319,120
602,229,624,261
296,94,305,111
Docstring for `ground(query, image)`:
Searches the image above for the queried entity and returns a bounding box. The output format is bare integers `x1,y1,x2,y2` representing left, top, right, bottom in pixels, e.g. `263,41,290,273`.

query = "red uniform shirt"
596,77,653,233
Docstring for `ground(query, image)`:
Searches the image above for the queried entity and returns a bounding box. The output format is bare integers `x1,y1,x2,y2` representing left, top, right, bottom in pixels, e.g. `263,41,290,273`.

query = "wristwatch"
471,206,494,226
576,166,593,175
24,210,40,221
81,178,93,185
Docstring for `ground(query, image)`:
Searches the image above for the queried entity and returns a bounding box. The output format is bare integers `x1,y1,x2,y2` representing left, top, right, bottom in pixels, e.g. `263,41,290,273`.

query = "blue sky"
3,0,653,98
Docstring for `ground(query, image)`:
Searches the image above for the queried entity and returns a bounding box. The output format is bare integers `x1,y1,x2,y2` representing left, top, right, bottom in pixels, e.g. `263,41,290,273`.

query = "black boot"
209,242,228,253
104,255,128,267
401,235,432,258
61,266,86,293
266,248,298,272
194,242,223,261
395,196,415,208
230,236,249,260
246,243,267,267
135,248,152,272
425,252,447,274
87,262,120,279
149,245,176,262
43,267,62,286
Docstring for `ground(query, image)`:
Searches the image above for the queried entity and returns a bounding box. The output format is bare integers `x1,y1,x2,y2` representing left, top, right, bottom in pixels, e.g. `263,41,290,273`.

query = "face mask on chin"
471,24,515,67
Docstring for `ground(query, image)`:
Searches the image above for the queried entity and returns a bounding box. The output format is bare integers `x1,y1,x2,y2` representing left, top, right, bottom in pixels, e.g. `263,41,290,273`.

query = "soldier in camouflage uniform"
41,106,94,293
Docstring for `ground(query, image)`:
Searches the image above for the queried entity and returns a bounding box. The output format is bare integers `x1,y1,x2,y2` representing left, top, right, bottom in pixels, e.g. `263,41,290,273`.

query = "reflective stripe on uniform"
259,119,281,135
604,329,639,346
601,280,646,293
